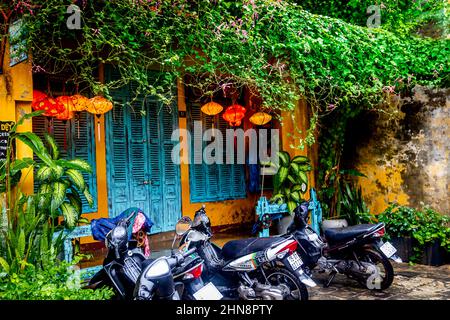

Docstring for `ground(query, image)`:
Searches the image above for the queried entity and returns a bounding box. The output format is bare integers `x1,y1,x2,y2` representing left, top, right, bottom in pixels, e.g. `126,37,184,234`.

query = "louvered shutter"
72,112,98,212
160,102,180,230
106,101,131,216
217,116,232,200
147,100,163,232
128,99,150,214
188,103,207,202
203,113,219,199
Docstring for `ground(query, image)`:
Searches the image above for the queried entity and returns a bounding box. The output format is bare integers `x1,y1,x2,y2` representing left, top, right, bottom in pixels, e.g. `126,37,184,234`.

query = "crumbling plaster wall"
348,86,449,215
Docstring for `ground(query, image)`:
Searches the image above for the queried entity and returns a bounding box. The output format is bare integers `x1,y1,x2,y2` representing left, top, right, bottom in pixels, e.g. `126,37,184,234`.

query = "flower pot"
321,219,348,231
419,240,447,266
390,236,414,263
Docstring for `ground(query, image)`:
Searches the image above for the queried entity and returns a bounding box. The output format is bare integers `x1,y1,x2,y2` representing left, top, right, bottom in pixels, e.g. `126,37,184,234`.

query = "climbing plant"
2,0,449,215
3,1,446,118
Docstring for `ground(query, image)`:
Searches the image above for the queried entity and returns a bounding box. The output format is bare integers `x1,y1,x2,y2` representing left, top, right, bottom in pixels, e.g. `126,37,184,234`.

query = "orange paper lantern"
201,101,223,116
87,96,113,115
249,112,272,126
87,96,113,141
222,104,246,126
55,96,75,121
71,94,93,112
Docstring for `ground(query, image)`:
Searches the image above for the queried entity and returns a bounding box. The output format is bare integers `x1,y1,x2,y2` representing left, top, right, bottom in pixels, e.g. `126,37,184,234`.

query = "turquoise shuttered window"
32,113,98,213
187,103,246,203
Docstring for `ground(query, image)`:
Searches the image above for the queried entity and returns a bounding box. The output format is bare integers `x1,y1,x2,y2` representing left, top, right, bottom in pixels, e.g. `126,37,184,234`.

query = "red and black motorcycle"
284,202,402,290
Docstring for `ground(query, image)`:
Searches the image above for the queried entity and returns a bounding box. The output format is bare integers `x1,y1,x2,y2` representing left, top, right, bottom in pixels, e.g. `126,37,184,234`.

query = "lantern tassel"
97,116,101,142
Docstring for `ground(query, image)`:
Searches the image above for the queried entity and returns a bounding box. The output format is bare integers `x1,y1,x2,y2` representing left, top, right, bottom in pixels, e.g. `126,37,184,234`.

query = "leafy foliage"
0,112,93,275
0,258,114,300
271,151,311,213
378,203,450,262
4,0,445,149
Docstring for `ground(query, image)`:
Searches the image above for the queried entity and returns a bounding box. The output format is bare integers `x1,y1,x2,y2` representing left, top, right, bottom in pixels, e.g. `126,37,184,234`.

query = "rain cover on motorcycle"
91,207,154,242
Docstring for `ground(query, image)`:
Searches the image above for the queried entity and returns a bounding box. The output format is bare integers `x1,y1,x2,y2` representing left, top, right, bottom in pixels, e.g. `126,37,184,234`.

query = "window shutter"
203,114,219,199
107,101,131,216
160,102,180,230
188,103,207,202
217,116,232,199
72,112,98,213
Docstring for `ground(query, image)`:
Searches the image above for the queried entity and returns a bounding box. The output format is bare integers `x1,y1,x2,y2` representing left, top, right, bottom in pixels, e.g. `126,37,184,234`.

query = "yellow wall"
280,98,317,198
0,41,34,194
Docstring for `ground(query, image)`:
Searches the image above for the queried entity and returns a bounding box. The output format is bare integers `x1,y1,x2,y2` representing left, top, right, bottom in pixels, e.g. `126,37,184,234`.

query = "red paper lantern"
222,104,246,126
55,96,75,121
33,97,65,117
32,90,48,110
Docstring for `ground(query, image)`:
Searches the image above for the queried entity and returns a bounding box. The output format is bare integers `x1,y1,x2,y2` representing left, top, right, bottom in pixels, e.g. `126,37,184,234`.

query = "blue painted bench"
255,188,323,237
53,225,103,280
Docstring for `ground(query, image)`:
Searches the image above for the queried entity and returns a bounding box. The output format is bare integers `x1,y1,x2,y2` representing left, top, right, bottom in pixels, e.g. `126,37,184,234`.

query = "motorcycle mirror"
175,216,192,236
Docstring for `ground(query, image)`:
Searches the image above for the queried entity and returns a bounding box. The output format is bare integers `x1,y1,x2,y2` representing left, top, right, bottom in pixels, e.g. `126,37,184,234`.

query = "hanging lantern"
33,97,65,117
201,101,223,116
87,96,113,141
55,96,75,121
87,96,113,115
32,90,48,110
222,104,246,126
249,112,272,126
71,94,93,112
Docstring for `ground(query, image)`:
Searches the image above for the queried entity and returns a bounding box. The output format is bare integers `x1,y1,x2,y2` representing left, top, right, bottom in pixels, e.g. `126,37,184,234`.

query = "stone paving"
309,263,450,300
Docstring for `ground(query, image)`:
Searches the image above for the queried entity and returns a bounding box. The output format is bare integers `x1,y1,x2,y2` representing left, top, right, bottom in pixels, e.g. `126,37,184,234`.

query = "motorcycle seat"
221,237,284,261
324,223,383,244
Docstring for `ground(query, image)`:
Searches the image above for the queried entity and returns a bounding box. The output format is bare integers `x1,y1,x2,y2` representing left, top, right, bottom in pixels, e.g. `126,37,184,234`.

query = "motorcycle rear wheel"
264,267,309,301
357,248,394,291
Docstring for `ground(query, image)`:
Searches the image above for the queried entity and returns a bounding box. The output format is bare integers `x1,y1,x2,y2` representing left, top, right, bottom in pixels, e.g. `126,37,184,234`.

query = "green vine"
3,1,449,206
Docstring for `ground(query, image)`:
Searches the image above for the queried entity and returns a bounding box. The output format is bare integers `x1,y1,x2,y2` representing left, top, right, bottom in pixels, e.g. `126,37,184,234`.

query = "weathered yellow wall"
280,98,317,197
0,41,33,194
352,87,449,215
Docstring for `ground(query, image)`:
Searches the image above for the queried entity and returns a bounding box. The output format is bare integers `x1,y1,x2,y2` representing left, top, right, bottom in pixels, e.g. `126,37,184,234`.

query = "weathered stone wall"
344,86,449,215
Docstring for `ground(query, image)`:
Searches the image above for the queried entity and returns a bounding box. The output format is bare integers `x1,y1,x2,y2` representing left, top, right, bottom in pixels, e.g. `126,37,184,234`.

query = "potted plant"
378,203,450,265
270,151,311,234
320,169,369,230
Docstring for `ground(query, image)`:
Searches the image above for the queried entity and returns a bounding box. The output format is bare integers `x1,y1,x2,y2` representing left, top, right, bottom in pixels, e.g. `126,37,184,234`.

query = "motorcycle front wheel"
264,267,309,301
357,248,394,291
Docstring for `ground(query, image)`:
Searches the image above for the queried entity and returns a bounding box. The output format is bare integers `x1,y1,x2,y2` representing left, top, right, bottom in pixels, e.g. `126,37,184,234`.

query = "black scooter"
284,202,402,290
87,213,204,300
177,205,314,300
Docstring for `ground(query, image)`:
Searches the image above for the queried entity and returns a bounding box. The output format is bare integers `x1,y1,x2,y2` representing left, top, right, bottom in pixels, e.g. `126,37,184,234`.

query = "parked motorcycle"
86,212,205,300
284,201,402,290
177,205,315,300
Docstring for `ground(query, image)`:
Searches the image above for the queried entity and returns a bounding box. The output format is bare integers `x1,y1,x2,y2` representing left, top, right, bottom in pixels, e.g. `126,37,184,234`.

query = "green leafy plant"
338,179,375,225
270,151,311,213
0,257,114,300
378,203,450,262
0,111,93,275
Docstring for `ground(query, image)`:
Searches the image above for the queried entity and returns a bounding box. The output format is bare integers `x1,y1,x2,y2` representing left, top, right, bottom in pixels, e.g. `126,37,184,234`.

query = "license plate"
193,282,223,300
287,251,303,270
380,241,397,258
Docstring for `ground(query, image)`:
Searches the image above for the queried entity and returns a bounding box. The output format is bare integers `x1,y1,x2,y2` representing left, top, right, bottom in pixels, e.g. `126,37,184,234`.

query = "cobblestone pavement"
309,263,450,300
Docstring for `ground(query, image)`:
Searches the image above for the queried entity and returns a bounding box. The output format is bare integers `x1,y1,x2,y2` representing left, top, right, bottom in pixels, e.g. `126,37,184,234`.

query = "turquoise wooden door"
105,78,181,233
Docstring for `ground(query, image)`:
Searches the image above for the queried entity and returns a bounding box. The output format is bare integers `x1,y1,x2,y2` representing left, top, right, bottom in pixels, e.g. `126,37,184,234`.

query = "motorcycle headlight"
145,259,170,278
